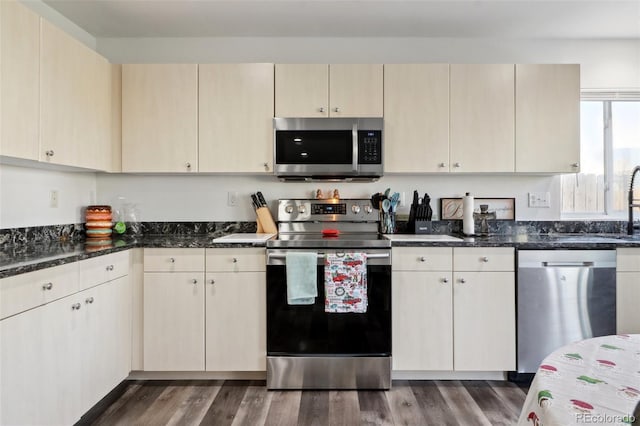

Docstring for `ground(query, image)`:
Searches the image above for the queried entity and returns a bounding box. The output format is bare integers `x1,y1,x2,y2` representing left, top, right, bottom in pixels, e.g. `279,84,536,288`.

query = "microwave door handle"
352,123,358,172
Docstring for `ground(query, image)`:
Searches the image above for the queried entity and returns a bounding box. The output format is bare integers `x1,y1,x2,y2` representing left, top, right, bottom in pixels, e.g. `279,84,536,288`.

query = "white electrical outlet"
50,190,59,208
528,192,550,208
227,191,238,207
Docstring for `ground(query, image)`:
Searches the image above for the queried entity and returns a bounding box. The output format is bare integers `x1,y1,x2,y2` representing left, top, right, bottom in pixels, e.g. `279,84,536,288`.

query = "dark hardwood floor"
82,380,529,426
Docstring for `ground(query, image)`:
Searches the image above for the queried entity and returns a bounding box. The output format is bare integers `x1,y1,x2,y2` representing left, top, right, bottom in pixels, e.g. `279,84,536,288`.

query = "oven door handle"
267,252,390,261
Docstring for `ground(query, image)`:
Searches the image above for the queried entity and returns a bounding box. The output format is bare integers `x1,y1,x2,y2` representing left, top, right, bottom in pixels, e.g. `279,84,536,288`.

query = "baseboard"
75,380,130,426
127,370,267,380
392,371,508,380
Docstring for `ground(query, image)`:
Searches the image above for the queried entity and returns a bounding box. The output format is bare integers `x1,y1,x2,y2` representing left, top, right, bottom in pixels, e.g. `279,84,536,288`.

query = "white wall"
0,165,96,228
97,37,640,89
95,173,560,222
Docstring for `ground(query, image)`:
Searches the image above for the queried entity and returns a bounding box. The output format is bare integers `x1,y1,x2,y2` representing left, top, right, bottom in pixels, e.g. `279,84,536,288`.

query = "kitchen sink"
384,234,464,242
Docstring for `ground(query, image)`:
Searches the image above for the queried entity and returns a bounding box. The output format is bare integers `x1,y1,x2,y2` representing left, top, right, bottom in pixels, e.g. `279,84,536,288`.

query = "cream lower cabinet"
616,248,640,334
1,252,131,426
143,248,205,371
392,246,515,371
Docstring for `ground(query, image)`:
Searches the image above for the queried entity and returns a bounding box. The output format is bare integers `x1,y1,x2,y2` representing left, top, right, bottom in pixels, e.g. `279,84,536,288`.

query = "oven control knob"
285,204,294,214
364,205,373,214
298,205,306,214
351,205,361,214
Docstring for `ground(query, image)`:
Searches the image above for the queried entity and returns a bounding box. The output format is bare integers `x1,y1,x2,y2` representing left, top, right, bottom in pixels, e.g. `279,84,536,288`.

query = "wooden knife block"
256,207,277,234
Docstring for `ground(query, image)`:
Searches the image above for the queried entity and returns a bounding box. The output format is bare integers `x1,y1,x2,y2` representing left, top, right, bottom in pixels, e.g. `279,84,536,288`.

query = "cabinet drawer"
392,247,452,271
453,247,514,271
79,250,130,290
206,248,265,272
617,248,640,272
144,248,205,272
0,262,78,319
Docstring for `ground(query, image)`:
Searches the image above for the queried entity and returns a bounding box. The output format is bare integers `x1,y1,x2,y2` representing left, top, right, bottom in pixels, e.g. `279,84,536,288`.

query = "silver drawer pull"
170,258,175,263
192,279,198,284
459,278,466,284
232,258,238,263
481,257,489,263
42,282,53,291
419,257,426,262
442,277,449,284
209,279,215,285
85,297,94,304
106,264,114,271
71,303,81,310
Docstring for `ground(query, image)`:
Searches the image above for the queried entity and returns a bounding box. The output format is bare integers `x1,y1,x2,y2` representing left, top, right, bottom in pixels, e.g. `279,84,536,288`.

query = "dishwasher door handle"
542,261,595,267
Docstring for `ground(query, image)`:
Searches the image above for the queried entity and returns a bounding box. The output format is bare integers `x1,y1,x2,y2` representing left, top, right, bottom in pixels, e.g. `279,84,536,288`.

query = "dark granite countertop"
2,232,640,279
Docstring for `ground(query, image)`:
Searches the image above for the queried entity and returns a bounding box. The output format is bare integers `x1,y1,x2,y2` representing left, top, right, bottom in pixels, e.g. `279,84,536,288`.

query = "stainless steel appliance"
273,118,383,181
266,198,391,389
516,250,616,374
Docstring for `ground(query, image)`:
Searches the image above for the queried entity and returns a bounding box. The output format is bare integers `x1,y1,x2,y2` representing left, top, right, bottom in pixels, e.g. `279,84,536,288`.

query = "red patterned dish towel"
324,252,367,313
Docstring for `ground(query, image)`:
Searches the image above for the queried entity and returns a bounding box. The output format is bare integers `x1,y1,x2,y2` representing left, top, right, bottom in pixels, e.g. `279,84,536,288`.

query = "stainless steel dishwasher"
516,250,616,374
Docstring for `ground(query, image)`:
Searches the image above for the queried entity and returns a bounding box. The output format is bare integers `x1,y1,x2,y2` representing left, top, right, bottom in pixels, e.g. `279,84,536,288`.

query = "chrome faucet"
629,166,640,235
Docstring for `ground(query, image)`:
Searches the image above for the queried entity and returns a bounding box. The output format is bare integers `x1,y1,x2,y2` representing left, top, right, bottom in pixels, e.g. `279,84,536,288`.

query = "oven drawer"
206,248,265,272
144,248,205,272
392,247,452,271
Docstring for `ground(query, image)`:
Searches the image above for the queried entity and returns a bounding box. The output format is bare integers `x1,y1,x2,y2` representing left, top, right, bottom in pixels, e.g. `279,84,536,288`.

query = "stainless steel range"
266,198,392,390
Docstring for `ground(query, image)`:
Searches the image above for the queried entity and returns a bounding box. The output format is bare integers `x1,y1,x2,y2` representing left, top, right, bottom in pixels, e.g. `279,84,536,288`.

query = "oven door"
266,249,391,356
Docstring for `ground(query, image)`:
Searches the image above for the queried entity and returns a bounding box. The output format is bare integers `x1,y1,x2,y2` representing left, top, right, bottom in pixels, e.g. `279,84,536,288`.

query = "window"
562,97,640,217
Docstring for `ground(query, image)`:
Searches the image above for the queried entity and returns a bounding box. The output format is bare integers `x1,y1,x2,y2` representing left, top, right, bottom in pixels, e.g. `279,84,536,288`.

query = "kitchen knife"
256,191,267,207
250,194,261,209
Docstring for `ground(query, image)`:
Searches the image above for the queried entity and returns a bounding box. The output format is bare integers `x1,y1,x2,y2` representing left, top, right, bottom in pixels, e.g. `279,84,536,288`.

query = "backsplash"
0,220,629,249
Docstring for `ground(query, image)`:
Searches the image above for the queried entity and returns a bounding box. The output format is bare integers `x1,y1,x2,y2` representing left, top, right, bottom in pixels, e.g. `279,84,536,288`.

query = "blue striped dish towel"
286,251,318,305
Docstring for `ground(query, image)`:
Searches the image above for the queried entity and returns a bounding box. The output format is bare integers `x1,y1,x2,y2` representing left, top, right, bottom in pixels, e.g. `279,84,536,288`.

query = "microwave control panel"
358,130,382,164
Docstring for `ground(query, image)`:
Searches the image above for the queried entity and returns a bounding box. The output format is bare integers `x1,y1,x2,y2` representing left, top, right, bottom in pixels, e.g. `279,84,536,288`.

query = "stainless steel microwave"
273,117,383,181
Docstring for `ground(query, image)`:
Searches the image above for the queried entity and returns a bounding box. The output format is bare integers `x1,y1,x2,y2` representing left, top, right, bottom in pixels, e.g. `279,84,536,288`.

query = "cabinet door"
1,304,46,425
384,64,450,173
453,271,515,370
275,64,329,117
40,20,112,170
122,64,198,172
450,64,515,172
0,0,39,161
199,64,274,173
329,64,383,117
392,271,453,370
144,272,205,370
617,273,640,334
81,277,132,410
516,64,580,173
205,272,266,371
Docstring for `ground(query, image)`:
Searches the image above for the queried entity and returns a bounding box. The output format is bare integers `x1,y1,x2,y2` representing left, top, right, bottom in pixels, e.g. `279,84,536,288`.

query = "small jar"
85,205,112,238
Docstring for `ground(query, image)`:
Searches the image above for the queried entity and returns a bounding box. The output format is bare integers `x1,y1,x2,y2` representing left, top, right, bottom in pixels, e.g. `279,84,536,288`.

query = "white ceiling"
39,0,640,39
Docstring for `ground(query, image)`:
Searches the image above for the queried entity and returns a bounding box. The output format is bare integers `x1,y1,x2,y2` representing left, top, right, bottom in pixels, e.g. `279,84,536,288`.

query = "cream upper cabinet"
122,64,198,173
450,64,515,173
384,64,450,173
40,20,112,170
199,64,274,173
515,64,580,173
275,64,329,117
0,0,39,161
329,64,383,117
275,64,383,117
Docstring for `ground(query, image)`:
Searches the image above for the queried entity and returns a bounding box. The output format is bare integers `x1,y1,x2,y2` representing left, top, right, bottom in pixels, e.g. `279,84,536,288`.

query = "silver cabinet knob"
454,162,461,168
106,264,114,271
71,303,81,310
419,256,426,262
209,279,215,285
334,107,340,113
442,277,449,283
439,162,447,168
42,282,53,291
232,258,238,263
85,297,94,304
263,162,269,171
191,279,198,284
45,150,54,157
364,205,373,214
170,258,175,263
571,162,579,168
319,107,325,113
459,278,466,284
351,205,361,214
186,162,192,170
482,257,489,263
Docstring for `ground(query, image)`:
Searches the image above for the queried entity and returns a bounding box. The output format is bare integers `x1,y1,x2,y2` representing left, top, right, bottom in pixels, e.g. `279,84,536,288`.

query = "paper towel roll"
463,193,475,235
